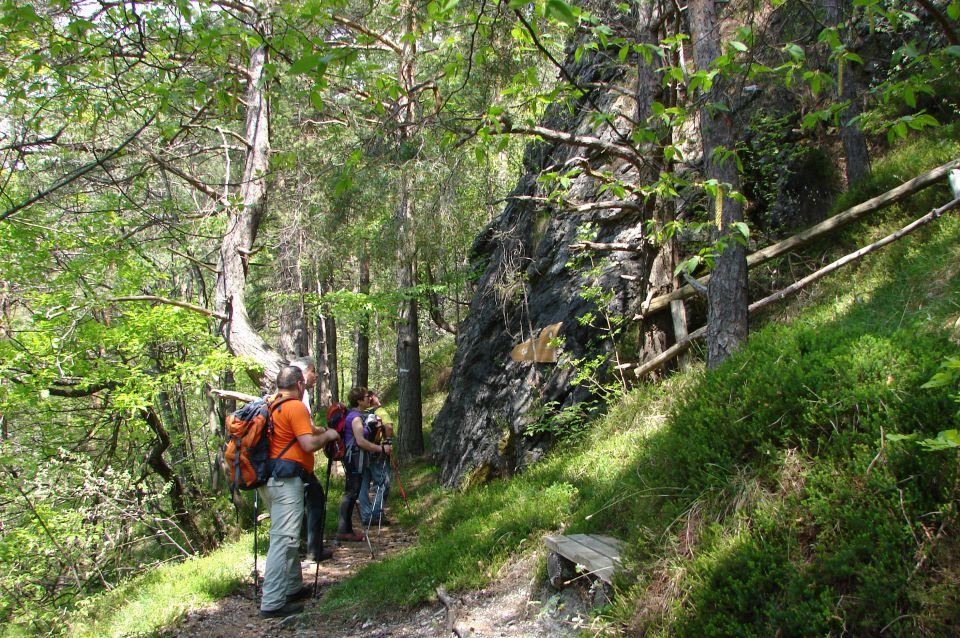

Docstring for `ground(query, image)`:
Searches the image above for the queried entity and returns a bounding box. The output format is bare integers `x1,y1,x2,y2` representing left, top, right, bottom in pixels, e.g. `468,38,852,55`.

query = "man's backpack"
223,395,296,492
324,402,348,460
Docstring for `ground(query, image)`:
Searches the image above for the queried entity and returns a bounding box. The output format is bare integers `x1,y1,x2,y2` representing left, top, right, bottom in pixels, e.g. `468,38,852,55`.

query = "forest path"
160,520,593,638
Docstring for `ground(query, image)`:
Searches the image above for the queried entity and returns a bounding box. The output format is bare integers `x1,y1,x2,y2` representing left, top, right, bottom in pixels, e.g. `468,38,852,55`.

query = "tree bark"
316,276,338,405
824,0,871,185
277,224,309,359
689,0,749,368
356,251,371,389
213,38,285,392
396,184,425,460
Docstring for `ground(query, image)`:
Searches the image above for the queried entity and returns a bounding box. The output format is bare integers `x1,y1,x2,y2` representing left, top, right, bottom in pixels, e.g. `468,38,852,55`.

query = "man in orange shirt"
259,366,340,619
289,355,328,562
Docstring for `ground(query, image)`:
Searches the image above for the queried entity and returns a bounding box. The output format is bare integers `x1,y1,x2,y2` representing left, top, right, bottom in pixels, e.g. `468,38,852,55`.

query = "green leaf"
886,433,917,443
289,54,320,75
674,255,702,276
919,430,960,451
729,40,748,52
939,429,960,445
546,0,577,26
903,87,916,108
784,43,805,61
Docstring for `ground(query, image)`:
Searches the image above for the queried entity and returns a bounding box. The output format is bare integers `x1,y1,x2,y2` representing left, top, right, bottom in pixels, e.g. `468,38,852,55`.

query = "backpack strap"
267,395,303,463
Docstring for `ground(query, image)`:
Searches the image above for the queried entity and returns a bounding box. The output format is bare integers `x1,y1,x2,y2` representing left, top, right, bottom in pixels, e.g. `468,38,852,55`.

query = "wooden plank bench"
544,533,623,587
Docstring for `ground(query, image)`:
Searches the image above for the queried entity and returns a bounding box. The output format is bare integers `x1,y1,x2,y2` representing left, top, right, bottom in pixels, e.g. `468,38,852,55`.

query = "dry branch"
108,295,228,320
436,585,461,637
0,112,158,223
571,240,647,253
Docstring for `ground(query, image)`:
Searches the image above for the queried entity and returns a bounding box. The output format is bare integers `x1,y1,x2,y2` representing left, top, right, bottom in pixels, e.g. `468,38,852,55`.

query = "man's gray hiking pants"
259,476,304,612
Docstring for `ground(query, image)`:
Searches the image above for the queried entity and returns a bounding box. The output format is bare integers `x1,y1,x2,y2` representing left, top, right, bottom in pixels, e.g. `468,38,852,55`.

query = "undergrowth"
63,538,249,638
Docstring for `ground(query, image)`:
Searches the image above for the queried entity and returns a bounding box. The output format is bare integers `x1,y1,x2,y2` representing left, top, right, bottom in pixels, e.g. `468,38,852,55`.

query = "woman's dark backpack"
323,402,348,460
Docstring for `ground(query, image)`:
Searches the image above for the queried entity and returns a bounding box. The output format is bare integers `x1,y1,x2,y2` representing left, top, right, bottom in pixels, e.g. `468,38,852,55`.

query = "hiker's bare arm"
352,417,393,455
296,427,339,453
209,388,259,403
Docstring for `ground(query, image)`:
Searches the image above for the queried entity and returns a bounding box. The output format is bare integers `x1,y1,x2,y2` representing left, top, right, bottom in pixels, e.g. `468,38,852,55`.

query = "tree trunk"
277,225,309,359
395,184,424,460
689,0,749,367
318,276,339,404
314,277,333,406
356,251,371,389
635,0,678,369
213,38,285,392
393,1,424,460
140,406,210,552
824,0,871,185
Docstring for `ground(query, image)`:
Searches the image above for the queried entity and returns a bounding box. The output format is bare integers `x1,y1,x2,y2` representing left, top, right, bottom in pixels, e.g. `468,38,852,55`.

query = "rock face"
432,6,679,486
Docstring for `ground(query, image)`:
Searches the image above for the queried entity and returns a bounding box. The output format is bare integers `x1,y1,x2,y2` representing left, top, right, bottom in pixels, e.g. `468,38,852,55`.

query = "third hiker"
336,387,392,542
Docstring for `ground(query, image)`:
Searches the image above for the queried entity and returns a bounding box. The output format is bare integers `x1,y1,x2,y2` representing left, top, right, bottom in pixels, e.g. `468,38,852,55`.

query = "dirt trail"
162,521,597,638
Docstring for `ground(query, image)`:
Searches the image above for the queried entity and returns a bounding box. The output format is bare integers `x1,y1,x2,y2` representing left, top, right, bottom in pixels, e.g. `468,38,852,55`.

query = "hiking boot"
335,531,365,542
306,548,334,562
259,601,304,618
286,585,314,602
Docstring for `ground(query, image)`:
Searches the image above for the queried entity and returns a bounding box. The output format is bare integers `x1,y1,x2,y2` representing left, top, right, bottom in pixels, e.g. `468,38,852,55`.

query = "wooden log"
634,158,960,320
544,533,623,584
625,197,960,378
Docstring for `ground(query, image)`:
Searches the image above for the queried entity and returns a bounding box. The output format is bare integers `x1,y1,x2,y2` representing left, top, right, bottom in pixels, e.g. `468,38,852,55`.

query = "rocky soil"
162,521,603,638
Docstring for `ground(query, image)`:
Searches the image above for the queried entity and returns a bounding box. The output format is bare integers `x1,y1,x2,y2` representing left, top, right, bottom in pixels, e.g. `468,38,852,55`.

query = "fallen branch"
623,196,960,378
436,585,462,637
635,157,960,319
571,240,647,253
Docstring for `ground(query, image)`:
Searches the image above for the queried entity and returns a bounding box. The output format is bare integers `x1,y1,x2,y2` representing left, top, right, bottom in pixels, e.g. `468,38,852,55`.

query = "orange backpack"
223,395,295,492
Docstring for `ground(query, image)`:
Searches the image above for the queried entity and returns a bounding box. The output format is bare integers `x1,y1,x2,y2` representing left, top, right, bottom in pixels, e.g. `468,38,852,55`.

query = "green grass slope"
63,136,960,638
602,138,960,636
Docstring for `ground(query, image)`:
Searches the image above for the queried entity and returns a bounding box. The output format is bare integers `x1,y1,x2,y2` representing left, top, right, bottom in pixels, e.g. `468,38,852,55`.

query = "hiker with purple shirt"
335,387,392,542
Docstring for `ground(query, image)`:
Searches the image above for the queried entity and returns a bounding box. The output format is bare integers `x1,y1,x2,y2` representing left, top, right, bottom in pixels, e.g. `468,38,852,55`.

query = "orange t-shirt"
268,397,315,473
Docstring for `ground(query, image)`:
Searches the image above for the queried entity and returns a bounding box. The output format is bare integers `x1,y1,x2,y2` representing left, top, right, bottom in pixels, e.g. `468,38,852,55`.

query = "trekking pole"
366,483,384,534
252,489,259,600
389,454,411,513
362,525,375,558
